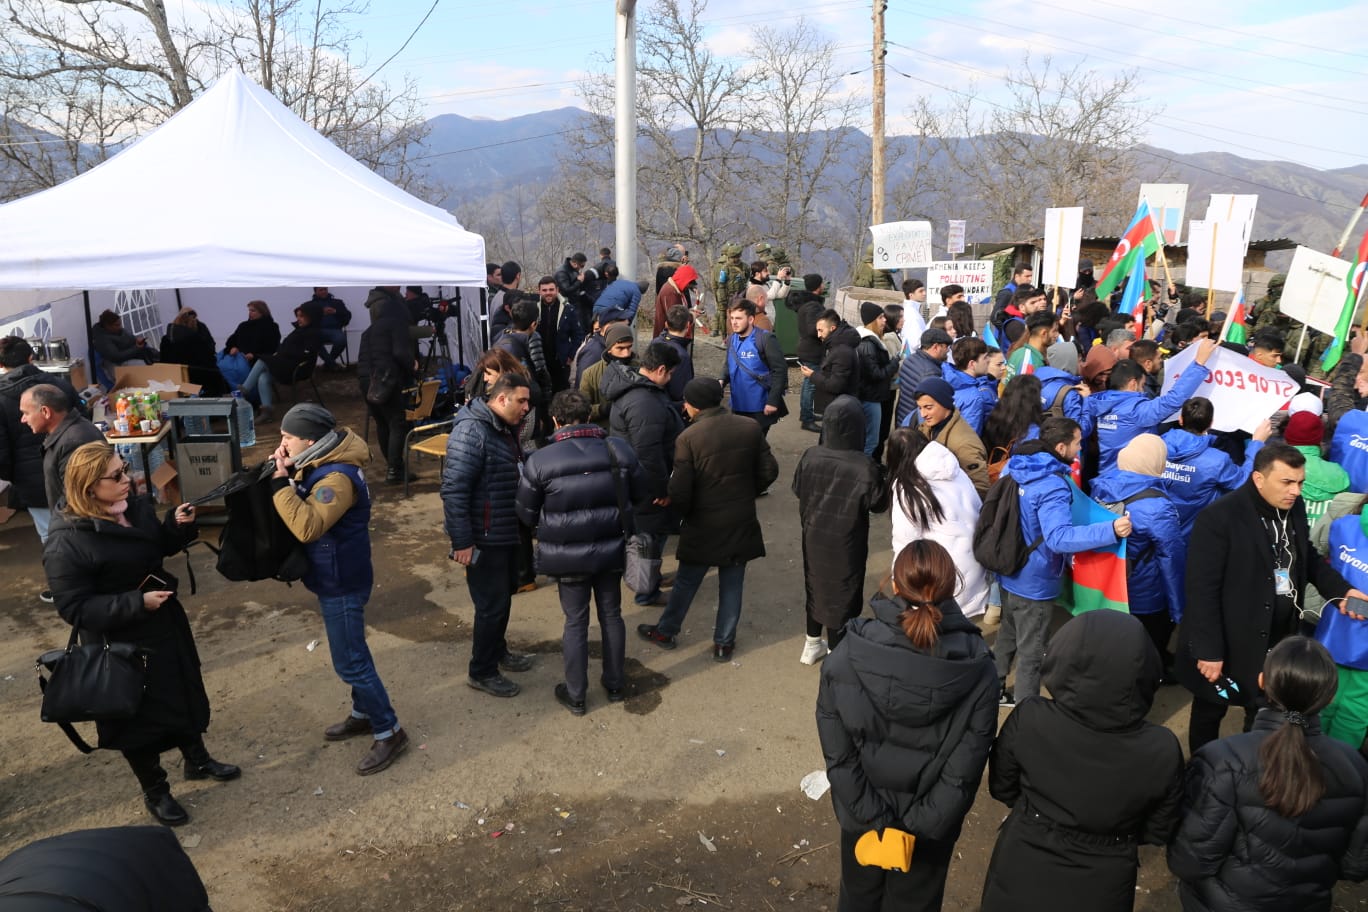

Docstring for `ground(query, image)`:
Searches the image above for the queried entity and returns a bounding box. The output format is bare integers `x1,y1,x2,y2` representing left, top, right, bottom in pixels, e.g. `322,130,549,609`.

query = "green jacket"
1295,444,1351,503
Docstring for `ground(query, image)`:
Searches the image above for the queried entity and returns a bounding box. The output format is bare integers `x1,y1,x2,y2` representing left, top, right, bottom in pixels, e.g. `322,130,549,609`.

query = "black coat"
1176,482,1350,706
224,315,281,360
265,303,325,384
816,593,998,844
356,295,417,406
41,497,210,752
0,825,210,911
812,322,861,414
441,396,523,550
981,610,1184,912
159,323,227,396
670,407,779,567
854,329,898,403
605,363,684,535
792,397,888,628
41,411,105,508
0,364,79,508
1168,710,1368,912
515,425,646,577
785,290,825,363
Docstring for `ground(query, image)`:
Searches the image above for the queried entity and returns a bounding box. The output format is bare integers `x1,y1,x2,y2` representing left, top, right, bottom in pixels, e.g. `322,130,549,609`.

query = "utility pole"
615,0,638,282
871,0,887,229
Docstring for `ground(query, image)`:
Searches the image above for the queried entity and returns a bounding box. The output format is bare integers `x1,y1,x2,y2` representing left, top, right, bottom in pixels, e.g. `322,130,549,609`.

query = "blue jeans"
29,507,51,544
320,328,346,366
799,361,819,423
655,561,747,647
558,571,625,701
317,590,399,738
241,358,274,407
859,400,880,456
465,544,516,679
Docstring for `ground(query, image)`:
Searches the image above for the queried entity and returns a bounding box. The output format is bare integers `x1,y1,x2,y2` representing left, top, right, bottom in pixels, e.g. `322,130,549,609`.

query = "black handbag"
366,363,399,405
36,627,148,754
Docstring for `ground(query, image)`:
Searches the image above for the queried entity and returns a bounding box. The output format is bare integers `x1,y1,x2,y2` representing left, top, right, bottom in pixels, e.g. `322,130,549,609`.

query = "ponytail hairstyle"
885,428,945,529
1258,636,1338,818
892,540,958,651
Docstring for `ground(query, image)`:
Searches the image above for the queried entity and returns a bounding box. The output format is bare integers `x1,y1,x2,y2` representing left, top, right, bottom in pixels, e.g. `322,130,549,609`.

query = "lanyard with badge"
1264,511,1293,596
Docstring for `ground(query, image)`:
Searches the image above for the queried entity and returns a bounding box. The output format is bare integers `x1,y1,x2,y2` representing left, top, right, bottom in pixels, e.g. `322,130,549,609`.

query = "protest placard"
947,220,966,256
1042,207,1083,289
869,221,934,269
1205,194,1258,252
1280,245,1354,336
1139,183,1188,245
926,260,993,305
1186,219,1246,293
1160,342,1297,433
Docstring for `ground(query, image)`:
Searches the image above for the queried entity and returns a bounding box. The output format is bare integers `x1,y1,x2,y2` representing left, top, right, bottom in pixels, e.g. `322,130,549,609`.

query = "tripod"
421,327,453,377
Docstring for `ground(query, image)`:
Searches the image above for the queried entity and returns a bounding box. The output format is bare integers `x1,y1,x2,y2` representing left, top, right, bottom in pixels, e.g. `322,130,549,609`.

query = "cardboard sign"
1042,207,1084,288
1186,219,1246,293
947,220,966,256
1139,184,1188,245
1280,245,1354,336
926,260,993,306
869,221,934,269
1205,194,1258,252
1160,342,1297,433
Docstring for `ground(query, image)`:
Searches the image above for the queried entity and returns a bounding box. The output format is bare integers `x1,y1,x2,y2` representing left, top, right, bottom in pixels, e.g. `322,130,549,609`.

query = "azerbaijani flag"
1096,201,1162,299
1221,289,1248,346
1067,482,1129,615
1323,229,1368,373
1118,256,1147,339
982,320,1001,351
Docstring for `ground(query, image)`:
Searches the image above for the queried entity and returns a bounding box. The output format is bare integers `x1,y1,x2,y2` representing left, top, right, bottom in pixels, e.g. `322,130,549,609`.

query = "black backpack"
972,474,1043,576
191,461,308,583
1097,488,1165,575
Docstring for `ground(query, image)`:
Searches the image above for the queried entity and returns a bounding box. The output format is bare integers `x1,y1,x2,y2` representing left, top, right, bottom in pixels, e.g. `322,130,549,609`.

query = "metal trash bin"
168,398,243,505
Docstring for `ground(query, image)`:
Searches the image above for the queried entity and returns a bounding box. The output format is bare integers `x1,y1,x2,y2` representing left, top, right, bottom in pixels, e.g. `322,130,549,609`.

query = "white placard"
1186,219,1246,293
869,221,934,269
1041,207,1084,288
947,220,966,256
1280,245,1354,336
926,260,993,305
1139,183,1188,245
1160,342,1298,433
1205,194,1258,252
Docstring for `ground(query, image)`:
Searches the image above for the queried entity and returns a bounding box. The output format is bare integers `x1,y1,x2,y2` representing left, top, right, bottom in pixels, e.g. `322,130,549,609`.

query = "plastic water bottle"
231,390,256,447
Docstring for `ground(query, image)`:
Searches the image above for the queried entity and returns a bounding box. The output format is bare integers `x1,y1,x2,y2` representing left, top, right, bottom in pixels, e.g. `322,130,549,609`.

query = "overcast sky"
352,0,1367,173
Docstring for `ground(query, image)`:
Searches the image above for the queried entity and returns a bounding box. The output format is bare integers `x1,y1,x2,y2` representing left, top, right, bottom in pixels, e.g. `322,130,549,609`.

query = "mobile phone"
469,547,482,567
139,573,169,592
1346,596,1368,617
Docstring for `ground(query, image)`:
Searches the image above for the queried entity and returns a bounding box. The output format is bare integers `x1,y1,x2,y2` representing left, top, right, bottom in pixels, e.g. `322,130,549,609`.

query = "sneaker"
999,687,1015,707
799,635,830,666
554,683,587,716
356,729,408,776
636,624,677,650
467,674,521,698
499,651,535,673
39,589,54,604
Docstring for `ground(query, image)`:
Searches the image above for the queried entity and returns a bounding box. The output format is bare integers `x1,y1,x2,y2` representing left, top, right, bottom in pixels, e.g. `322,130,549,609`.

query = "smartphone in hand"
139,573,170,592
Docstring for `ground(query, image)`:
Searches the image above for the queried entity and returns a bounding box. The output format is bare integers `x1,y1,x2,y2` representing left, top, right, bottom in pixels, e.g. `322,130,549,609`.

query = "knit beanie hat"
1289,390,1323,417
683,377,723,409
281,403,336,442
1285,411,1325,447
1117,433,1167,477
913,377,955,411
604,324,634,348
804,273,824,292
860,302,885,326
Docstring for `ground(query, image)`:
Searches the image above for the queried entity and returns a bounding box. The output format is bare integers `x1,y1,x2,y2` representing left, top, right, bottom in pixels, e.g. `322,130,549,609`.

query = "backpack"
192,461,309,583
972,475,1043,576
1096,488,1164,575
1044,381,1072,419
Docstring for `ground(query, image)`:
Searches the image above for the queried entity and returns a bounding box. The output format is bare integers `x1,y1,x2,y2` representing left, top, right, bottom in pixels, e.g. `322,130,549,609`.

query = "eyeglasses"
99,466,129,482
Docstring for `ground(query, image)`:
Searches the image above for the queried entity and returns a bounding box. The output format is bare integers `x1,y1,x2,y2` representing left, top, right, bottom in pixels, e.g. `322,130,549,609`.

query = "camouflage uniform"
1251,274,1327,372
852,243,895,290
717,243,747,304
768,246,792,275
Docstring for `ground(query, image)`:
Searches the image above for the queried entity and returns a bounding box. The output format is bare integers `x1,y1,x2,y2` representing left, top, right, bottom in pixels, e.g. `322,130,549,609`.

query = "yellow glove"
854,827,915,872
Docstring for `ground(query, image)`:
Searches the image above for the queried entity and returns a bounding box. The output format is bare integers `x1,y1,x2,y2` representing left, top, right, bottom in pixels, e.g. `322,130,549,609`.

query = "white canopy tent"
0,70,488,366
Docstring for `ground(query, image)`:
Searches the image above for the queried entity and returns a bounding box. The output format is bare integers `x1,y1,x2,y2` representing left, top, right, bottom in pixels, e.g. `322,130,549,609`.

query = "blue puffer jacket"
1091,468,1186,620
895,350,945,426
942,363,997,435
441,396,523,550
1000,446,1119,601
515,425,647,577
1083,365,1209,473
1034,366,1087,427
594,278,644,322
1160,428,1247,537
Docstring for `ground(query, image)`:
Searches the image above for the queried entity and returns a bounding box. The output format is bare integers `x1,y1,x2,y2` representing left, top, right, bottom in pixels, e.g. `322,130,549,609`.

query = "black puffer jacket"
159,323,227,396
1168,709,1368,912
785,290,825,363
441,396,523,550
816,592,998,843
515,424,646,577
42,496,209,752
265,302,325,384
854,328,898,402
0,364,79,508
605,363,683,535
224,315,280,359
812,322,861,414
981,610,1185,912
357,294,417,406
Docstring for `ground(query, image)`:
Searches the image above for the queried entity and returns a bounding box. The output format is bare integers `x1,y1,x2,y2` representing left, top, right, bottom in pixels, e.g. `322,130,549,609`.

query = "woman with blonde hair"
160,307,228,394
43,441,238,827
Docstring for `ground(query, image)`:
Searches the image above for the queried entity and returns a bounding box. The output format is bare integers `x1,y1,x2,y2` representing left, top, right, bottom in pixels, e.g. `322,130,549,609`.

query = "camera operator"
406,286,451,341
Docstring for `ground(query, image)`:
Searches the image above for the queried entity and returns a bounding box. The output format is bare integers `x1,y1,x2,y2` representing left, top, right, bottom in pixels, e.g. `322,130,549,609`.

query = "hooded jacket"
1160,428,1248,536
817,592,998,842
271,430,373,598
941,362,998,435
895,348,945,426
812,322,861,414
1091,468,1186,620
785,289,826,363
0,363,79,508
1034,365,1088,425
854,326,898,403
792,397,888,629
441,396,524,550
357,293,418,405
1083,363,1210,473
891,440,988,616
1168,709,1368,912
981,611,1184,912
265,302,325,384
999,443,1120,601
605,362,684,535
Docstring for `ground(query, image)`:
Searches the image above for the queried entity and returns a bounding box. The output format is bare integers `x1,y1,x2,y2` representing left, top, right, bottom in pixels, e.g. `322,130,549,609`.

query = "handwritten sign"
1280,245,1354,336
870,221,934,269
947,220,966,256
926,260,993,305
1160,342,1296,433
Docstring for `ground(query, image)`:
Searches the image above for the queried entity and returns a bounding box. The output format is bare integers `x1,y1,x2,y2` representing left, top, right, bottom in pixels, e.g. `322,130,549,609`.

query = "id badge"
1274,568,1292,595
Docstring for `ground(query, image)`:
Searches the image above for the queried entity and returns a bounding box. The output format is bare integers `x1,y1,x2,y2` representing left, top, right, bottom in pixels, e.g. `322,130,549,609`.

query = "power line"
356,0,442,92
409,128,578,162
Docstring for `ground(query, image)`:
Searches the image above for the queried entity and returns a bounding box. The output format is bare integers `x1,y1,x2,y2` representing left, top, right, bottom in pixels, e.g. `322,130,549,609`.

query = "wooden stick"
1205,222,1219,320
651,881,727,908
776,840,835,866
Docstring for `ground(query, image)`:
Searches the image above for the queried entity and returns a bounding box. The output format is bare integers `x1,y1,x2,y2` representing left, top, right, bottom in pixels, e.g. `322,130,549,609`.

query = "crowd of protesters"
8,248,1368,911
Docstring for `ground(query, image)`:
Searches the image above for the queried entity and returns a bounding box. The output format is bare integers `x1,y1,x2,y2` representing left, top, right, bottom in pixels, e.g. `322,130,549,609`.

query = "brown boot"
356,729,408,776
324,715,373,742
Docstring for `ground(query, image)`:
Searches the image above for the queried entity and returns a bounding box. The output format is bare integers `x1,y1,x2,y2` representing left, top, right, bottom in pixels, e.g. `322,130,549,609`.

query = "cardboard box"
175,441,231,504
110,363,202,398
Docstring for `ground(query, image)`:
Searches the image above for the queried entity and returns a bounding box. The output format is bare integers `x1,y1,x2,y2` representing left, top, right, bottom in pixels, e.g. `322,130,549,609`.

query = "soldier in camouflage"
718,244,748,305
853,243,896,290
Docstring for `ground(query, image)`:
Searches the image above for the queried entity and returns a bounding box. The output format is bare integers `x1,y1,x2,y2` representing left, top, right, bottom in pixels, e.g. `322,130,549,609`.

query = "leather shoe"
184,758,241,782
713,643,735,662
357,729,408,776
554,683,587,716
634,592,668,607
499,651,535,673
603,684,625,703
637,624,677,650
144,791,189,826
801,421,822,433
324,715,373,741
468,674,521,697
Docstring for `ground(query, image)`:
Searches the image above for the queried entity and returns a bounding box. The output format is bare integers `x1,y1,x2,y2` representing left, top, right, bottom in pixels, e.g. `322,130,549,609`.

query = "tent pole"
82,290,94,383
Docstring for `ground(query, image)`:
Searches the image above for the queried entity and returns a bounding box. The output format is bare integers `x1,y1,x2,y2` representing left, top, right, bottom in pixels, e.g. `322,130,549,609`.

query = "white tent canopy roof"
0,70,484,292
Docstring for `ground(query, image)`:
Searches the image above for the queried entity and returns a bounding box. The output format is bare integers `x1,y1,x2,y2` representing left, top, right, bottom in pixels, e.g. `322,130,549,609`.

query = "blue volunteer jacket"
1091,468,1186,621
1034,366,1088,426
1317,515,1368,671
1328,409,1368,494
941,362,998,435
999,448,1120,601
1159,428,1248,537
1083,364,1210,473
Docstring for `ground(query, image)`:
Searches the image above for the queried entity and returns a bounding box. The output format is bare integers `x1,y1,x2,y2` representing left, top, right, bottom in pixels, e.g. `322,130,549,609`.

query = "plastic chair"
280,356,324,406
401,380,448,496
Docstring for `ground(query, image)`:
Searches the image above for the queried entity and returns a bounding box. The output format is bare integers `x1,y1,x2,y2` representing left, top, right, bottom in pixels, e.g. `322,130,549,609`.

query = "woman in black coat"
42,442,238,827
792,395,887,663
357,294,419,484
1169,637,1368,912
224,299,282,362
816,540,999,912
158,308,228,396
980,610,1185,912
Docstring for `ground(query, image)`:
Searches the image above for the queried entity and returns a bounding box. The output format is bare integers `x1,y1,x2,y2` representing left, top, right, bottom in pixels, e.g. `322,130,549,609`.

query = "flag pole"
1149,205,1177,296
1333,192,1368,258
1205,223,1219,320
1295,270,1332,362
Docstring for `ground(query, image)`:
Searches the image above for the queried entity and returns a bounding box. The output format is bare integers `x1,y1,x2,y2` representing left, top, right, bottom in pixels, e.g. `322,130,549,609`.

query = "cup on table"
139,419,152,434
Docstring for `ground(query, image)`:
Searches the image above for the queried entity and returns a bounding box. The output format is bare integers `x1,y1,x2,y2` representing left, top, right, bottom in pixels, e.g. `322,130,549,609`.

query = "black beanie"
281,403,336,441
683,377,723,410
